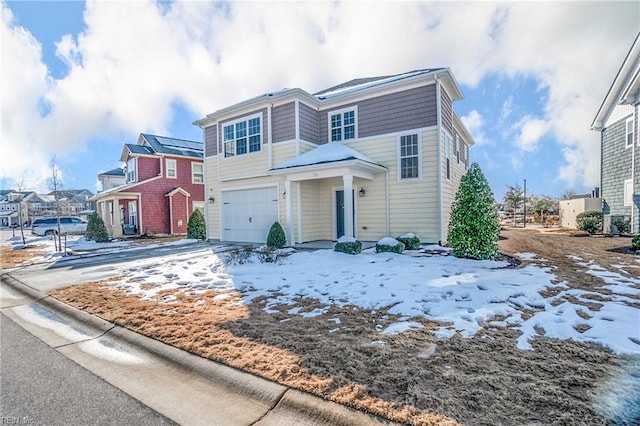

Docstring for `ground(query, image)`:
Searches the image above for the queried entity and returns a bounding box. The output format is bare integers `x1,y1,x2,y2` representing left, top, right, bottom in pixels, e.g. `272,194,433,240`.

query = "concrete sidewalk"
0,273,398,426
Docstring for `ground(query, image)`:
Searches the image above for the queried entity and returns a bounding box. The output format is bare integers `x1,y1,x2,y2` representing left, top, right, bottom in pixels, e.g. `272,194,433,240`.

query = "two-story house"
97,167,126,192
194,68,474,245
91,133,205,238
592,33,639,234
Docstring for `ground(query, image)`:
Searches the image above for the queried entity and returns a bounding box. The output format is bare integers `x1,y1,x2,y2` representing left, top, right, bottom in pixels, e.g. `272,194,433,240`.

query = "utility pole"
523,179,527,228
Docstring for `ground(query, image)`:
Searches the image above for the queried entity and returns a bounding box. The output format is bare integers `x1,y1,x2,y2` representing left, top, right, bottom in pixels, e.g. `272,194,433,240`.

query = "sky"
1,1,638,201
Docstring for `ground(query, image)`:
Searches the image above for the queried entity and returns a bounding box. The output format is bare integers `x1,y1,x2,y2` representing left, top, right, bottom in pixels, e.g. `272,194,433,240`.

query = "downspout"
632,103,638,233
295,100,300,156
436,76,443,245
202,126,209,239
385,170,390,236
268,105,273,168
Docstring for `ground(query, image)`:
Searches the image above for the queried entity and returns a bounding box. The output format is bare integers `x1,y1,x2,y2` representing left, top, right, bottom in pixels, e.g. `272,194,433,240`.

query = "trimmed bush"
376,237,405,254
86,212,109,243
576,211,603,234
334,236,362,255
266,222,286,248
447,163,500,260
632,235,640,250
187,209,206,240
612,217,630,234
396,233,420,250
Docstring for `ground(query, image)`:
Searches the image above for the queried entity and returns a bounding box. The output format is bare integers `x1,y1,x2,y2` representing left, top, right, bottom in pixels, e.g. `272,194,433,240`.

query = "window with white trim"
445,134,451,180
455,135,460,164
624,178,633,207
128,201,137,226
109,202,114,226
126,158,136,183
166,159,176,178
192,162,204,183
626,117,634,148
329,108,356,142
399,134,420,180
223,115,261,157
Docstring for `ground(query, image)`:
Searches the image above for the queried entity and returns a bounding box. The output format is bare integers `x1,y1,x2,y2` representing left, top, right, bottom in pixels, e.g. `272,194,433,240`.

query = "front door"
335,190,355,239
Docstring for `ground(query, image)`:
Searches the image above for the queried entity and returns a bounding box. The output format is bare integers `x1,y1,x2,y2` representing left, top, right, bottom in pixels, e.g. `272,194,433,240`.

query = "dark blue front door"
335,190,355,239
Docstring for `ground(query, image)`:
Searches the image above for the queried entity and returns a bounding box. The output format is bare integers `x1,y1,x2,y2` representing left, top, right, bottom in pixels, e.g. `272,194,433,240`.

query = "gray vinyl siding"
273,102,295,143
318,85,437,143
601,116,635,217
441,89,453,135
299,103,319,144
204,124,218,157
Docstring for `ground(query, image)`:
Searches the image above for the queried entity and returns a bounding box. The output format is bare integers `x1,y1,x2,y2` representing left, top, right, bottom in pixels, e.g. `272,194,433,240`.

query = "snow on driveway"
104,245,640,356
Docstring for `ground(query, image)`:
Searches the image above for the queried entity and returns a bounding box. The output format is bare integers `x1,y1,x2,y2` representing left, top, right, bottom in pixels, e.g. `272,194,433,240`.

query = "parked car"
31,216,88,236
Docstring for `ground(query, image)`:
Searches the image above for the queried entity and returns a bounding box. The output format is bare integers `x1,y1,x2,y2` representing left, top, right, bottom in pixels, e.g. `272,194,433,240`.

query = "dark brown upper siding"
272,102,295,143
204,124,218,157
299,103,319,144
440,88,453,135
318,84,438,143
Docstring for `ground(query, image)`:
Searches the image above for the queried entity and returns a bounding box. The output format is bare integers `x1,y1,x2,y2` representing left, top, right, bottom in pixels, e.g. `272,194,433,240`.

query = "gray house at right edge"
592,32,639,234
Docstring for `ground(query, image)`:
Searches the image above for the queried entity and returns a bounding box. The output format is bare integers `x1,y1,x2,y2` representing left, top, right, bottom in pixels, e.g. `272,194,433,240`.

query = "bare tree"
561,189,577,200
503,183,524,225
48,160,64,252
14,176,29,246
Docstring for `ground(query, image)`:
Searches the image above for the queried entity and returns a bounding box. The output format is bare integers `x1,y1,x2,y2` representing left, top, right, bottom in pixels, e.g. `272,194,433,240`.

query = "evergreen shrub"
266,222,286,248
86,212,109,243
447,163,500,260
187,209,206,239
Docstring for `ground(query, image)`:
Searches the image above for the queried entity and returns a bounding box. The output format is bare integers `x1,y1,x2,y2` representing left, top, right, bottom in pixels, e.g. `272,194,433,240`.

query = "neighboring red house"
91,133,204,238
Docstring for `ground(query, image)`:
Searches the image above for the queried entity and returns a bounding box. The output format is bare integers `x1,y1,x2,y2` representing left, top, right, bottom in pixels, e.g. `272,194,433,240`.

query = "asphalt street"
0,313,175,425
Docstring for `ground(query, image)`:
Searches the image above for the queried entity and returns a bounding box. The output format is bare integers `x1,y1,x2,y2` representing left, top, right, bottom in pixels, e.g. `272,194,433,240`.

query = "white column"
343,174,354,238
285,180,293,246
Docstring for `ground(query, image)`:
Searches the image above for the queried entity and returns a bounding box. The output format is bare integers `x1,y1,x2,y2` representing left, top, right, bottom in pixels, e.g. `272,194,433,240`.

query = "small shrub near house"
396,233,420,250
266,222,286,248
612,217,630,234
576,211,603,234
86,212,109,243
632,235,640,251
334,236,362,255
447,163,500,260
187,209,206,240
376,237,405,254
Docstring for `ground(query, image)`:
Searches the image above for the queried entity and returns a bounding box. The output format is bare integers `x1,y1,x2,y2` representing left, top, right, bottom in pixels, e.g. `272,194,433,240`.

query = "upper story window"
166,159,176,178
626,117,634,148
126,158,136,183
329,108,357,142
398,134,420,180
455,135,461,164
192,162,204,184
464,143,469,169
223,115,261,157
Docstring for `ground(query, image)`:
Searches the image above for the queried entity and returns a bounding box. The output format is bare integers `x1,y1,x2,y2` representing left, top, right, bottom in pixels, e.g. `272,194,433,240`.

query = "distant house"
194,68,474,244
91,133,204,238
591,33,639,233
98,167,126,192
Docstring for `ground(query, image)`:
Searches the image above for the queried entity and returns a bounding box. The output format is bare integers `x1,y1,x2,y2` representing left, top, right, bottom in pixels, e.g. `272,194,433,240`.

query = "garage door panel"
221,187,279,243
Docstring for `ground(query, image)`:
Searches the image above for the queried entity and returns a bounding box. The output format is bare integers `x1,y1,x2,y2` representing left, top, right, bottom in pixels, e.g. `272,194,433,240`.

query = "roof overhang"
269,159,387,182
165,187,191,197
591,33,640,130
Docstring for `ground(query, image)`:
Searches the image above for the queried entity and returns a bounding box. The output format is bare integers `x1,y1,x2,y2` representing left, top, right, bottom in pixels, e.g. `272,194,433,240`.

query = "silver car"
31,216,88,236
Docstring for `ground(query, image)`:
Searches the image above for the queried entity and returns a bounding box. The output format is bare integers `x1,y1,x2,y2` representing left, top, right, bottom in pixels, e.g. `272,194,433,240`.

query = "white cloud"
514,116,549,152
461,110,488,146
1,1,638,192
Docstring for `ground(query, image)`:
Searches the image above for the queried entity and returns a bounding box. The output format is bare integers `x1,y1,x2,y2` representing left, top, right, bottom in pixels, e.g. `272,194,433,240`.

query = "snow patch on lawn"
98,246,640,355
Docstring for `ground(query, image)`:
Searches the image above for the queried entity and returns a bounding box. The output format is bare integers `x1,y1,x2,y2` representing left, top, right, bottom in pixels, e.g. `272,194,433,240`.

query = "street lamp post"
523,179,527,228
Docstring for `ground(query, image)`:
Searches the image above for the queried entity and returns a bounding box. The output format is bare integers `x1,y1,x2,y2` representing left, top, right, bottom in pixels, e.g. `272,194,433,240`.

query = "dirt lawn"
49,229,639,425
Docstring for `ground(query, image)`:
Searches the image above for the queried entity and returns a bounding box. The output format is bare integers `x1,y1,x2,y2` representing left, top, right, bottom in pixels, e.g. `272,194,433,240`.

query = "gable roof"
313,69,445,100
195,68,463,127
125,143,154,155
271,142,384,171
140,133,203,158
99,167,125,177
591,32,640,130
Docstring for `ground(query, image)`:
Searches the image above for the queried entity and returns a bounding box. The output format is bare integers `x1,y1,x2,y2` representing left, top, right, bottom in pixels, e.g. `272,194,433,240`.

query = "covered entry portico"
269,142,387,245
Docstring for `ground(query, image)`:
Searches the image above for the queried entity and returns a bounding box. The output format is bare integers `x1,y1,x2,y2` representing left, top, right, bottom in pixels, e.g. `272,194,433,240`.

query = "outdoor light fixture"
282,191,286,199
359,188,366,197
208,197,215,203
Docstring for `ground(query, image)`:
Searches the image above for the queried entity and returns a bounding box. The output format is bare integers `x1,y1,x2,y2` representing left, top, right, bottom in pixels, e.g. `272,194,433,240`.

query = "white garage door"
221,187,279,243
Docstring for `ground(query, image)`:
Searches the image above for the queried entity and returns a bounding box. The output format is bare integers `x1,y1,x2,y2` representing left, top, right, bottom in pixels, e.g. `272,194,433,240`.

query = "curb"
1,273,399,426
